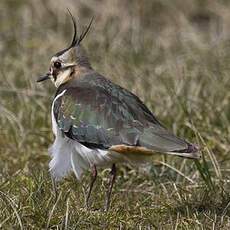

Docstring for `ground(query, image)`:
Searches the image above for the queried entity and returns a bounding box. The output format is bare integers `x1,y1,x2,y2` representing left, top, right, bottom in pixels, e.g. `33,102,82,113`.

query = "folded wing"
53,73,199,158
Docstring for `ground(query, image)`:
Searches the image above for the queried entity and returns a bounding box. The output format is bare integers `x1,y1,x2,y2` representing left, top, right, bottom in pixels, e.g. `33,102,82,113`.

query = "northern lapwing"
37,13,200,211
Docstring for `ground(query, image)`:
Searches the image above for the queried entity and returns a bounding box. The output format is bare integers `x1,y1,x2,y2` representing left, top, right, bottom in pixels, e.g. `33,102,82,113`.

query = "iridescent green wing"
53,74,190,153
53,85,143,149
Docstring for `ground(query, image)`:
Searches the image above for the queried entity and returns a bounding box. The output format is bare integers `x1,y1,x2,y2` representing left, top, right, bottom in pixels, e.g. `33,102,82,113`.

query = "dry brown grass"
0,0,230,228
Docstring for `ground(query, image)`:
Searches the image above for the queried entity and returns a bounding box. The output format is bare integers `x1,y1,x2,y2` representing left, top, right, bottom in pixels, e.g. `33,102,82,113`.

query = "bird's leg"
85,164,97,209
104,164,116,212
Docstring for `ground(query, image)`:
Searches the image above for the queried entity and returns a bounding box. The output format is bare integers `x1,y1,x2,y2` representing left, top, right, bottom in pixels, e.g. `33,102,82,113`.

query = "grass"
0,0,230,228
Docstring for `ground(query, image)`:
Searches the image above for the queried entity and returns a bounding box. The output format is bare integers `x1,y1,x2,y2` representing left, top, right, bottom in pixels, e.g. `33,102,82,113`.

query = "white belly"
49,130,118,180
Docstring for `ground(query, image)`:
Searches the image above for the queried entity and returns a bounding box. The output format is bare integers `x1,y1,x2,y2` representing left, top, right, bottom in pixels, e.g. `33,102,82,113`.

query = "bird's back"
53,71,199,159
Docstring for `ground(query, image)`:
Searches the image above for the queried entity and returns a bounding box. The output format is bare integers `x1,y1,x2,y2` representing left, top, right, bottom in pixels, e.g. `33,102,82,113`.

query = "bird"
37,12,200,211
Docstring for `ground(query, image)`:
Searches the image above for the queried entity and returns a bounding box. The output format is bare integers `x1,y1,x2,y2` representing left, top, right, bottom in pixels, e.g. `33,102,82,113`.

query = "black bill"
37,73,50,82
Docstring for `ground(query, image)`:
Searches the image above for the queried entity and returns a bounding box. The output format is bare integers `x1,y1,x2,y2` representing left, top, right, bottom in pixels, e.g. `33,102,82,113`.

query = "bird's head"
37,12,93,88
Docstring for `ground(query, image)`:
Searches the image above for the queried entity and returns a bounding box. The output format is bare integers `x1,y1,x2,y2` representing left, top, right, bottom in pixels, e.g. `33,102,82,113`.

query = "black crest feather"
67,9,78,47
54,10,93,57
77,17,94,45
67,9,93,47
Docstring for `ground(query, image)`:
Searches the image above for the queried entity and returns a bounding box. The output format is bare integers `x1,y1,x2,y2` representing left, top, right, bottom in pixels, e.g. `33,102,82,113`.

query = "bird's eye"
54,61,62,69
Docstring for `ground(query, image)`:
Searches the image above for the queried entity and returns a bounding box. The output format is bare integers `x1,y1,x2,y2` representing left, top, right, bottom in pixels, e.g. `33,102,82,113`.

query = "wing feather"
53,73,198,157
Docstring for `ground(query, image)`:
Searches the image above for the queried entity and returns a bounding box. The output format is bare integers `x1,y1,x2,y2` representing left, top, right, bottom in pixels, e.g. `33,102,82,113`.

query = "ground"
0,0,230,229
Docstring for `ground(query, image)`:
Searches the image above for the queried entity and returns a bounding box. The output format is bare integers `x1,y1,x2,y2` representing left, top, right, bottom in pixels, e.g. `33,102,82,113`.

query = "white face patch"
51,56,59,63
53,68,72,88
50,53,75,88
51,49,70,63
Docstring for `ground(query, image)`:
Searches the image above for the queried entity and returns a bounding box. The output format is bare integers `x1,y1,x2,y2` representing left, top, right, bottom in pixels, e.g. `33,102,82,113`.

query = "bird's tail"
139,125,200,159
110,125,200,159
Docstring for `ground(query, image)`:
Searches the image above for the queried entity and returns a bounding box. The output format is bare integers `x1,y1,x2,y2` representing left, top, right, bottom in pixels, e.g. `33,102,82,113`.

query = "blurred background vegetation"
0,0,230,228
